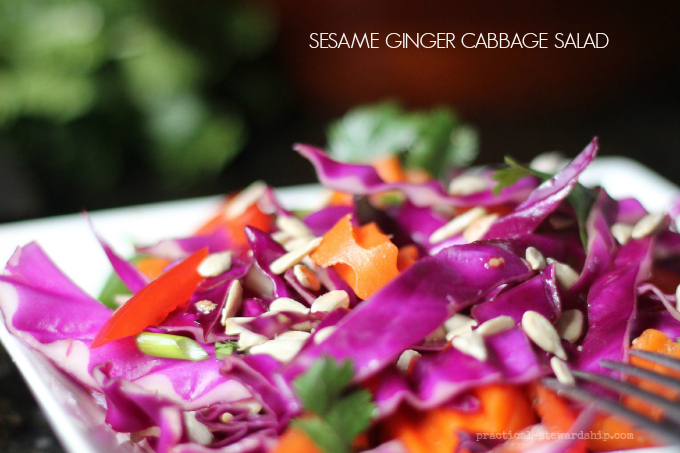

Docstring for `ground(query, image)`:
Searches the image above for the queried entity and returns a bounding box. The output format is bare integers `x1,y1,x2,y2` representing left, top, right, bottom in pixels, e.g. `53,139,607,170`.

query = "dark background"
1,1,680,451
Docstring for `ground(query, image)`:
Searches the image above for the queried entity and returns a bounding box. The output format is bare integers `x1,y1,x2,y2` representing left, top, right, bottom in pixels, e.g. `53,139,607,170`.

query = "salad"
2,138,680,453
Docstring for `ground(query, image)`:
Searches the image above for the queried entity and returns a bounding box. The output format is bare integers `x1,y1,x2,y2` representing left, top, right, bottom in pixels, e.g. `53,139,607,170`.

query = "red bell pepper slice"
91,248,209,348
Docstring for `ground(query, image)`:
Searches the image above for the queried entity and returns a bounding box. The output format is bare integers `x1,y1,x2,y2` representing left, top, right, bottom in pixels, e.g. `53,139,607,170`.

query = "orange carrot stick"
310,214,399,299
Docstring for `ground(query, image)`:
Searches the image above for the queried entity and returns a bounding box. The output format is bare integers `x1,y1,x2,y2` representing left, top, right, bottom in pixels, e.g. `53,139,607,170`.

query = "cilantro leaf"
492,156,597,247
323,389,376,442
291,356,376,453
327,101,478,178
292,356,354,416
491,167,530,195
568,183,598,247
292,418,347,453
327,102,415,162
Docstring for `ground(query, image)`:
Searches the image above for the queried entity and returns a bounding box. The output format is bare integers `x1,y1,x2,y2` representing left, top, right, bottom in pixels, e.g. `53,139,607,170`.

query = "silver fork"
542,349,680,444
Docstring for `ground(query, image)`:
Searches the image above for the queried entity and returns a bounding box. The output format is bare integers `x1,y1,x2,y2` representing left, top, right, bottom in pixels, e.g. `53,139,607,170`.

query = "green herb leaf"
98,255,147,309
491,156,597,247
569,183,598,247
292,418,347,453
293,356,354,416
323,389,376,443
327,102,478,178
291,356,376,453
98,272,131,309
215,341,237,359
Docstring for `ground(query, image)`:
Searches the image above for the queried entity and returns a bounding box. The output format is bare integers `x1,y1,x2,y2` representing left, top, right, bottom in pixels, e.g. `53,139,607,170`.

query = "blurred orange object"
382,384,536,453
310,214,400,299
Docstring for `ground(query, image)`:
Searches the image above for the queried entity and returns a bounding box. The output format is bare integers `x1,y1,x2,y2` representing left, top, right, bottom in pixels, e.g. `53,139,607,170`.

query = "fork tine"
572,370,680,424
541,378,680,444
629,350,680,372
600,360,680,394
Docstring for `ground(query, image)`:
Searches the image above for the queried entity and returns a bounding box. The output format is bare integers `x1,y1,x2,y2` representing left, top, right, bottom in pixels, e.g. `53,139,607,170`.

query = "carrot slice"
382,384,536,453
404,168,432,184
328,191,354,206
373,155,407,183
531,381,653,451
310,214,399,299
491,425,588,453
397,245,419,272
135,257,172,280
270,427,323,453
195,199,272,246
625,329,680,420
532,383,580,433
91,248,208,348
588,414,655,451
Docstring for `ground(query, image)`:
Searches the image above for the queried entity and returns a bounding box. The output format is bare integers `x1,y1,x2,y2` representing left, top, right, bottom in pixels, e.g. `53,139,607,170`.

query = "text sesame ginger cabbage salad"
3,138,680,453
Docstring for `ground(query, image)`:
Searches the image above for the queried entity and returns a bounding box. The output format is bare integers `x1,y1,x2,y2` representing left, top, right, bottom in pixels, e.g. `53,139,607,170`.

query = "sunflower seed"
183,411,213,446
451,332,488,361
429,207,487,244
195,300,217,315
294,264,321,291
448,174,488,196
290,321,313,332
631,212,665,239
243,266,274,298
610,223,633,245
276,215,313,238
220,413,234,423
269,297,310,314
521,311,566,360
249,338,305,362
313,326,337,344
224,317,254,335
197,251,233,278
130,426,161,442
550,357,575,386
525,247,546,271
311,290,350,313
530,151,565,174
284,236,316,252
233,400,262,415
271,231,292,244
277,330,311,340
397,349,421,373
225,181,267,219
237,330,268,350
463,213,499,243
270,237,323,275
553,261,580,291
113,294,132,306
426,326,447,341
443,314,478,340
476,316,515,337
554,309,584,343
302,256,317,271
220,280,243,325
487,257,505,269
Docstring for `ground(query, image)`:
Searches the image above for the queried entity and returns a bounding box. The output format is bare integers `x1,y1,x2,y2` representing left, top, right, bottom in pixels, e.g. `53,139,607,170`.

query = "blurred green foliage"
327,101,478,178
0,0,279,206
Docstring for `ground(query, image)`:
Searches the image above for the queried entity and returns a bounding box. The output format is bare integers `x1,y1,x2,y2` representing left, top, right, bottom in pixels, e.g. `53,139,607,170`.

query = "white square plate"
0,158,678,453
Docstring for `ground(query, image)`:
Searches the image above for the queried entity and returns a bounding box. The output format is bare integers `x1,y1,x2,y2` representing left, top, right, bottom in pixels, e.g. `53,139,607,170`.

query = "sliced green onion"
215,341,237,359
135,332,209,361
